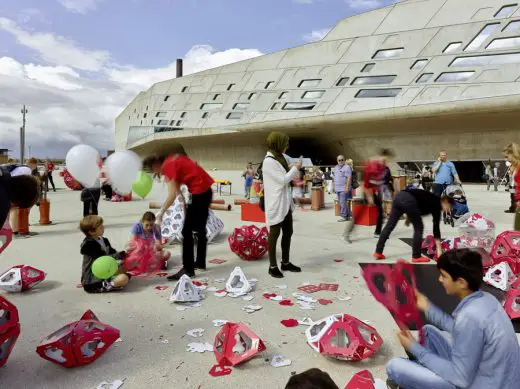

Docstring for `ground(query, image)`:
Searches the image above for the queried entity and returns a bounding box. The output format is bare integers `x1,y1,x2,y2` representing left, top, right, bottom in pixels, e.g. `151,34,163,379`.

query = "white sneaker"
337,217,347,222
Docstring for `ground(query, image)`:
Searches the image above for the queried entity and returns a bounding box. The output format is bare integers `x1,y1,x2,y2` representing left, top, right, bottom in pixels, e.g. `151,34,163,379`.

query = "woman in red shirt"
503,143,520,230
143,143,214,280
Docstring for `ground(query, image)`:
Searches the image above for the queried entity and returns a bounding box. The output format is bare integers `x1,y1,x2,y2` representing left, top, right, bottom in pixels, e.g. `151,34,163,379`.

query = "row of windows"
450,51,520,66
416,71,474,84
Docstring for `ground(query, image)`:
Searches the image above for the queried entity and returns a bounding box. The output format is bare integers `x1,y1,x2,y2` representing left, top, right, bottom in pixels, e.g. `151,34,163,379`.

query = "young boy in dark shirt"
79,215,129,293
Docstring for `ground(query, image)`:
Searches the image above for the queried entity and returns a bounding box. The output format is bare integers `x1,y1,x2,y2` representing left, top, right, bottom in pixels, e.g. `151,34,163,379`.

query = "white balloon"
105,151,141,195
65,144,101,188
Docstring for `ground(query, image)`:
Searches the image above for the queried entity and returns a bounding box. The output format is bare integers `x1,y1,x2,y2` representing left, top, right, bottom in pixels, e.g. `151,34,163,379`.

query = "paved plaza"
1,171,517,389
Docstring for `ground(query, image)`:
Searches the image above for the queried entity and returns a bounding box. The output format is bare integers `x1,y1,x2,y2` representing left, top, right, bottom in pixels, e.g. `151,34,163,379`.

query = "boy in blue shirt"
386,249,520,389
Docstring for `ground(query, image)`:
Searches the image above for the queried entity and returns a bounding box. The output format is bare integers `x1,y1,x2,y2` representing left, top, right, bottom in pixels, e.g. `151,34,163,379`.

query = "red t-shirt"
161,155,214,194
363,159,386,192
46,162,54,172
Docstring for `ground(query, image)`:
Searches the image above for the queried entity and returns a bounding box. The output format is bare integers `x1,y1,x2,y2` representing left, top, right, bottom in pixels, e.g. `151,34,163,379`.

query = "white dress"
262,152,299,226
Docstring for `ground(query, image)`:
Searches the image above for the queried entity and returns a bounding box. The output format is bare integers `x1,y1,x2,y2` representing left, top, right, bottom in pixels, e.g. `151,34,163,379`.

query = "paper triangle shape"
225,267,252,295
0,267,22,293
169,275,204,302
483,262,516,291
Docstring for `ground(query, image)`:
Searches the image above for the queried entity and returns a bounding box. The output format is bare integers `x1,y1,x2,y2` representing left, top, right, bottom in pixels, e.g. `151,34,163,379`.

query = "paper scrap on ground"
293,293,317,303
214,278,225,283
209,364,232,377
214,290,227,297
187,328,205,338
242,295,254,301
319,283,339,292
297,284,322,294
275,284,288,290
279,299,293,306
338,296,352,301
334,259,344,263
280,319,299,328
212,319,228,327
155,285,168,291
318,299,333,306
176,302,202,311
97,379,125,389
297,301,315,310
271,355,292,368
298,317,313,326
209,258,226,264
187,342,213,353
242,305,262,314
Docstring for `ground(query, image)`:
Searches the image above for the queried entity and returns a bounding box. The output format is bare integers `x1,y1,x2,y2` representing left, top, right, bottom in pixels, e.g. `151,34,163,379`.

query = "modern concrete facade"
116,0,520,169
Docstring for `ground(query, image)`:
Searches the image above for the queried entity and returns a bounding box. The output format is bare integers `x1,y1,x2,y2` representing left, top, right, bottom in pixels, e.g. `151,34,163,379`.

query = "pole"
20,105,27,163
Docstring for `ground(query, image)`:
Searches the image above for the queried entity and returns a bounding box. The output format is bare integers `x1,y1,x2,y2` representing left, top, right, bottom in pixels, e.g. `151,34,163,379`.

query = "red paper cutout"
209,364,232,377
209,259,227,265
192,280,207,287
279,300,293,306
334,259,344,263
280,319,299,328
297,285,322,294
318,299,333,305
263,293,278,300
319,283,339,292
344,369,375,388
155,285,168,291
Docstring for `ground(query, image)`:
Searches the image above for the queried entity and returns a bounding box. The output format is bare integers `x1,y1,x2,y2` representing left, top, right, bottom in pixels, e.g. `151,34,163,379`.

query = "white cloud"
57,0,104,14
0,17,110,71
0,19,264,158
302,28,331,42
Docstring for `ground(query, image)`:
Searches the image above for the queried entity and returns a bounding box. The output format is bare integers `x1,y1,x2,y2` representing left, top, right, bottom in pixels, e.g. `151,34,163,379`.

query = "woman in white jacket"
262,132,302,278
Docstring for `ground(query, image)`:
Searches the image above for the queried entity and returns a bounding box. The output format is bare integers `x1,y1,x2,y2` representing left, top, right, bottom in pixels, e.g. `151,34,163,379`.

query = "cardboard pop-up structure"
490,231,520,274
344,370,376,389
305,314,382,361
225,267,252,295
0,265,46,292
213,322,266,367
0,296,20,368
36,310,120,368
169,275,204,303
483,262,516,291
421,235,454,260
362,261,424,341
503,278,520,320
456,213,496,253
61,169,82,191
228,225,268,261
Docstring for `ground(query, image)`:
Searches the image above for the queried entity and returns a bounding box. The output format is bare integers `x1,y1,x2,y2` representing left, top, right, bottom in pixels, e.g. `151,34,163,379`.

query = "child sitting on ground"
130,211,170,270
79,215,129,293
386,248,520,389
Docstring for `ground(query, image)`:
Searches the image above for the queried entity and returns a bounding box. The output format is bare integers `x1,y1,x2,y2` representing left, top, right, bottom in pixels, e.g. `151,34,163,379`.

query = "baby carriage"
442,184,469,227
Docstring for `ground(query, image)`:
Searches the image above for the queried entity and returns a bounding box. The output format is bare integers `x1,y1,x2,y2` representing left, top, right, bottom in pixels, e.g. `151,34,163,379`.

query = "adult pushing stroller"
442,184,469,227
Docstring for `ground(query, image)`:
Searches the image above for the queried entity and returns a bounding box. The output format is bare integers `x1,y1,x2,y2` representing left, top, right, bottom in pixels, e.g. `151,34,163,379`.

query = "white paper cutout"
214,278,226,283
271,355,292,368
298,301,316,310
242,295,254,301
275,284,288,290
0,267,22,292
374,379,387,389
293,293,317,303
298,317,314,326
186,328,205,338
484,262,516,291
212,320,228,327
337,296,352,301
269,295,283,302
226,267,252,295
169,275,204,303
186,342,213,353
242,305,262,314
214,291,227,298
97,379,125,389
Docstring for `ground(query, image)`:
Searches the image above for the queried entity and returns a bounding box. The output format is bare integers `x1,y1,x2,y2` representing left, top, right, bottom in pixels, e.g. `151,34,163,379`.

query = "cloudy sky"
0,0,398,158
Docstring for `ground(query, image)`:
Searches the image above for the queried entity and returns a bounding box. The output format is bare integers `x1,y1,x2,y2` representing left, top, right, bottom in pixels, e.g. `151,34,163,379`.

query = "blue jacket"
411,291,520,389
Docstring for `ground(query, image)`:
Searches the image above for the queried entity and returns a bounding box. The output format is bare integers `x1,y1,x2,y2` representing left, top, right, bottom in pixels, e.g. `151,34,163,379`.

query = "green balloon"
132,171,153,199
92,256,118,280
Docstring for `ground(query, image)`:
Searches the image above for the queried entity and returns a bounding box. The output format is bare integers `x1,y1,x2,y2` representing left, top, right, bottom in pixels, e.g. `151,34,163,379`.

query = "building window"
450,52,520,67
302,90,325,99
155,112,167,117
495,4,518,18
180,112,187,118
279,92,289,99
361,63,375,72
151,120,154,125
200,103,222,110
137,114,139,118
351,75,396,85
416,73,434,83
265,81,275,89
227,83,235,91
487,36,520,50
213,94,220,100
411,59,428,70
227,112,243,119
271,103,281,110
134,108,136,113
157,120,168,125
298,79,321,88
202,112,208,118
233,103,250,110
176,120,182,126
503,20,520,32
372,48,404,59
465,23,500,51
164,96,170,102
443,42,462,53
170,120,175,126
146,106,148,110
336,77,350,86
282,102,316,110
140,120,143,125
181,86,188,92
435,71,475,82
143,113,147,118
355,88,402,98
248,93,257,100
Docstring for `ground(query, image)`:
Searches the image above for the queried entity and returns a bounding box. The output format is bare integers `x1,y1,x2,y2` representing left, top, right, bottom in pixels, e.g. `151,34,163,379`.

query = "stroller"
442,184,470,227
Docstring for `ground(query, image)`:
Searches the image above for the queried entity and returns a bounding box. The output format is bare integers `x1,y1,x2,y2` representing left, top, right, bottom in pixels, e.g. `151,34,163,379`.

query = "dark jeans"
182,189,212,273
376,191,424,258
433,183,448,197
82,189,101,217
268,211,293,267
509,192,516,212
102,184,113,199
47,173,56,191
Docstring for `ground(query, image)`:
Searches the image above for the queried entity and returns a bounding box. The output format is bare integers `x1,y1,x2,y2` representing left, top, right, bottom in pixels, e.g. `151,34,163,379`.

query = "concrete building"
116,0,520,179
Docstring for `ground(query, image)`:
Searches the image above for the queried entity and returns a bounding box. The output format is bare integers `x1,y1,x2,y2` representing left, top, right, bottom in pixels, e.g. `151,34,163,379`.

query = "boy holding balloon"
79,215,129,293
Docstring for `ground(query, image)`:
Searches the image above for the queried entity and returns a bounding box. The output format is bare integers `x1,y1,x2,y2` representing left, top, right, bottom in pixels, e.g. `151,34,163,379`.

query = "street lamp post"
20,105,28,163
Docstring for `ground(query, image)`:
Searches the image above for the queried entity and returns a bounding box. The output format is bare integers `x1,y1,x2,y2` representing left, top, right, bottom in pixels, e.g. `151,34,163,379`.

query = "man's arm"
431,161,441,174
451,163,461,184
410,314,483,388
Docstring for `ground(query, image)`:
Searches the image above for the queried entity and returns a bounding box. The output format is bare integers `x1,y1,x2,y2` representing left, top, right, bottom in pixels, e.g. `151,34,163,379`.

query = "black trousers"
0,182,9,228
268,211,293,267
376,191,424,258
102,184,113,199
182,189,212,273
82,189,101,217
47,173,56,191
509,192,516,212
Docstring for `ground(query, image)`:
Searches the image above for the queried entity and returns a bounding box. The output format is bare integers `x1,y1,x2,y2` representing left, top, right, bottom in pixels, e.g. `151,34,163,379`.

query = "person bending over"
386,249,520,389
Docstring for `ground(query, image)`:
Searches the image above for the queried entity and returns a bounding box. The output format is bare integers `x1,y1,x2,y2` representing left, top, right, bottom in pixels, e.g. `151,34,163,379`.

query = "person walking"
262,132,302,278
344,149,394,243
421,165,432,191
334,155,352,222
143,143,214,280
242,162,255,199
45,159,56,192
503,143,520,230
431,151,461,197
373,189,455,263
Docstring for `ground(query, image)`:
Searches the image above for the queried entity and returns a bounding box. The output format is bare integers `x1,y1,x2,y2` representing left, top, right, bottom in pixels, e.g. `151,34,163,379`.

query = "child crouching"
79,215,129,293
